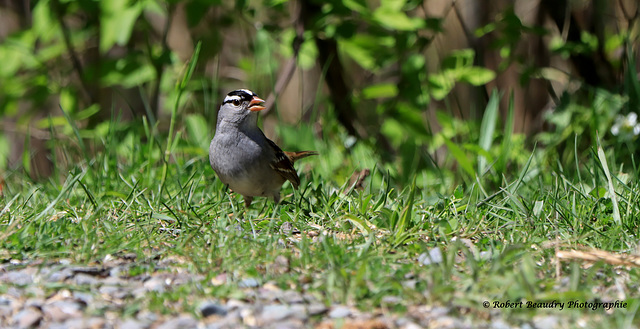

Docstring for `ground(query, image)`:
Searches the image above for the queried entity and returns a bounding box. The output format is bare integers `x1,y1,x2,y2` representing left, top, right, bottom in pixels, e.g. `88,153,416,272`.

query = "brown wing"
266,139,301,189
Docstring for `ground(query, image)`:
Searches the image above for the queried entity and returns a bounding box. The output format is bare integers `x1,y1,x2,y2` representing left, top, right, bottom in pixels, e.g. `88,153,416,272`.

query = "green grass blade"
497,91,514,172
596,137,621,224
444,138,474,177
478,89,499,175
161,41,202,196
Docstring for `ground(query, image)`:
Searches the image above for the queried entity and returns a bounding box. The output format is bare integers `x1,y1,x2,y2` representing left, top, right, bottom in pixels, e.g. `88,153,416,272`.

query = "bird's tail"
285,150,318,162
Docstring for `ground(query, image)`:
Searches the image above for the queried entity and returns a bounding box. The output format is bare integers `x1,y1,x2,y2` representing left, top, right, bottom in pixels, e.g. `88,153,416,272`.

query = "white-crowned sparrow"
209,89,317,207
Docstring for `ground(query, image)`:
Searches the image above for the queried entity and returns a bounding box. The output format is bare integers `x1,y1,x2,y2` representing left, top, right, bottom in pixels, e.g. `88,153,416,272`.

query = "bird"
209,89,317,207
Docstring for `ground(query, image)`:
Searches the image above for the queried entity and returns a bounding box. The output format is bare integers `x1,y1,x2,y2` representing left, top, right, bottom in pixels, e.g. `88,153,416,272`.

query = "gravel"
0,257,564,329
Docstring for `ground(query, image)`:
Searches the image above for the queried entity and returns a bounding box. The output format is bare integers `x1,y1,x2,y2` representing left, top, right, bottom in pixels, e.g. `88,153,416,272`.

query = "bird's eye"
232,99,241,106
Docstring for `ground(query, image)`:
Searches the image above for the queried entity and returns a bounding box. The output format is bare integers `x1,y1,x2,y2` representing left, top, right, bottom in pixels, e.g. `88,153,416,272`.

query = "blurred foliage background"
0,0,639,190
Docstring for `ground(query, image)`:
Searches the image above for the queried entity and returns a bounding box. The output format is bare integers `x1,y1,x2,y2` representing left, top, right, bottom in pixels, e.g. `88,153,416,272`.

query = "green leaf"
0,134,9,169
373,7,425,31
380,0,406,11
185,114,210,151
381,118,405,147
100,0,143,53
459,67,496,85
496,92,515,172
597,138,621,224
394,179,416,245
343,0,369,13
343,214,372,235
339,35,394,71
443,138,474,177
395,102,429,137
478,90,499,174
362,83,398,99
76,105,100,121
32,0,57,42
428,73,455,100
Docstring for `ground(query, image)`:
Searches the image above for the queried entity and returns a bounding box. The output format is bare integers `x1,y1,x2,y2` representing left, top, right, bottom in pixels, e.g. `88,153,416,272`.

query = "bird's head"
217,89,265,125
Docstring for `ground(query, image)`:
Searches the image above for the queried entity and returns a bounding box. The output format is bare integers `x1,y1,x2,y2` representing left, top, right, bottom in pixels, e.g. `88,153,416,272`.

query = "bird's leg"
243,196,253,208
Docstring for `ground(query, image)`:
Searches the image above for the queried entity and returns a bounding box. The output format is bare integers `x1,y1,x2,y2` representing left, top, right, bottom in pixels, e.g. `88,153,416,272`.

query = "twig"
557,249,640,267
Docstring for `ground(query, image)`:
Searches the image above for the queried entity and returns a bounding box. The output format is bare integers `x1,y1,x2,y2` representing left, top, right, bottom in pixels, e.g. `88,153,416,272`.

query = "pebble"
156,315,198,329
533,315,559,329
118,318,150,329
418,247,443,265
260,304,297,323
200,302,227,317
74,273,101,286
0,270,34,286
12,307,42,328
307,303,328,316
43,300,84,322
491,319,513,329
238,278,259,288
143,276,168,293
0,262,566,329
329,306,351,318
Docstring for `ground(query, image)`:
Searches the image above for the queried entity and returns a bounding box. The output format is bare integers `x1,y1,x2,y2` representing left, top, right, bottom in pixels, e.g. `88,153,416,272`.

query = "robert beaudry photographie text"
486,300,627,311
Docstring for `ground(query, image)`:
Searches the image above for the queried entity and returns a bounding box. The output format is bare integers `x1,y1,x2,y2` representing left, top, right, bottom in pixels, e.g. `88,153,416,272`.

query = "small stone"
260,304,296,323
533,315,559,329
73,291,94,306
491,319,512,329
401,322,422,329
136,310,159,323
0,296,11,305
0,305,13,318
226,299,247,310
99,285,120,296
109,266,124,278
307,303,328,316
43,300,83,322
418,247,443,265
238,278,259,288
429,316,464,329
381,296,402,304
478,251,493,260
156,315,199,329
268,255,290,275
396,317,421,329
25,286,45,299
46,268,74,282
280,222,294,234
0,270,34,285
6,286,23,298
282,290,304,304
329,306,351,318
24,298,45,309
240,308,257,326
264,319,305,329
289,305,308,320
12,307,43,328
143,276,167,293
118,318,150,329
200,302,227,317
85,317,107,329
74,273,100,286
53,317,105,329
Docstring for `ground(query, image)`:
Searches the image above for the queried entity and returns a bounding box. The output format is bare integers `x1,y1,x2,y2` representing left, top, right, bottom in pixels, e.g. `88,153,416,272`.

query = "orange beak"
248,96,266,112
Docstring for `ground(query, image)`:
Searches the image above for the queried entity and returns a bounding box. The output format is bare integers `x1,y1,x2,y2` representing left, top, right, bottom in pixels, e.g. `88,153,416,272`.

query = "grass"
1,109,640,328
1,64,640,326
